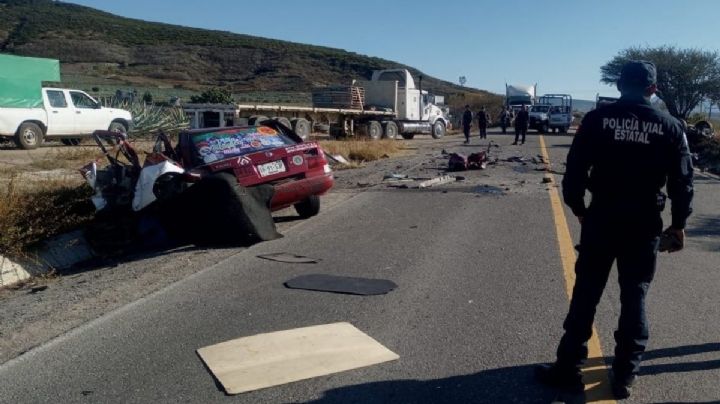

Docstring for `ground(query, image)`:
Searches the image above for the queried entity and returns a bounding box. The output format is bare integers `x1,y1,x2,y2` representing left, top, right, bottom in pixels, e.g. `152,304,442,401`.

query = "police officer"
513,105,529,145
477,107,490,139
535,61,694,399
462,105,473,144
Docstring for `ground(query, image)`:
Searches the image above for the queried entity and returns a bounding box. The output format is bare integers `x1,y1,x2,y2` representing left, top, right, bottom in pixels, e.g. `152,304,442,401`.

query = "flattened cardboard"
197,322,399,395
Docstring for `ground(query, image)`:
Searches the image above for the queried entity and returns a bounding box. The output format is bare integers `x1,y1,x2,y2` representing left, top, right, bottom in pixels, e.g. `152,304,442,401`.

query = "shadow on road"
686,214,720,251
304,343,720,404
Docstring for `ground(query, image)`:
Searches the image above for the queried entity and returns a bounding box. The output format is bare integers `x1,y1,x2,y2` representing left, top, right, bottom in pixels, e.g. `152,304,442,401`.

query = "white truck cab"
0,88,133,149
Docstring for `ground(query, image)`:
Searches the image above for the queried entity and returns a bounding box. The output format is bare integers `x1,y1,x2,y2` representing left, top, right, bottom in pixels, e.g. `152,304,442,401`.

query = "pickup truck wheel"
432,121,446,139
401,133,415,140
109,121,127,133
61,138,82,146
366,120,382,140
294,195,321,218
383,121,398,139
249,115,269,125
539,123,548,134
291,118,311,140
15,122,43,150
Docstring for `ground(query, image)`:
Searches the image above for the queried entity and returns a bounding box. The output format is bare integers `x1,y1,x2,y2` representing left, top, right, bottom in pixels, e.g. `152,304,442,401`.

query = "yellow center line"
539,135,616,403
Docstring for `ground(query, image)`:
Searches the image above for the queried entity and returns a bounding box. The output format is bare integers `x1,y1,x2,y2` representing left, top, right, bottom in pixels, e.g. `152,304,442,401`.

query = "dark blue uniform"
557,94,694,382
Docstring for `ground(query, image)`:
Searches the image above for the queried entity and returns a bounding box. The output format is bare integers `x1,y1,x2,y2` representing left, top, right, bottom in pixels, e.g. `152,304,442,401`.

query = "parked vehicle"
0,87,132,149
505,83,537,112
183,69,449,140
527,94,573,133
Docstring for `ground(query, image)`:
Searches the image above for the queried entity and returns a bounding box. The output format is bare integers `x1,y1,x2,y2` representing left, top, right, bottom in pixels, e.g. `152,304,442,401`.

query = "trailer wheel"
291,118,311,140
401,133,415,140
431,120,446,139
383,121,398,139
273,116,292,129
294,195,321,218
366,120,382,140
15,122,43,150
249,115,269,125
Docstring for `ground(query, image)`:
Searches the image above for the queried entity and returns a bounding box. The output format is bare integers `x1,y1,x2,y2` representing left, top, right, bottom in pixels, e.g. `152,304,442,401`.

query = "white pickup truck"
0,88,133,149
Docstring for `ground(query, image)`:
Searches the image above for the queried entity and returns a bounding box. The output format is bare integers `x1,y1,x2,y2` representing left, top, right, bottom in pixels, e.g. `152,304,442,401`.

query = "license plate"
257,160,286,177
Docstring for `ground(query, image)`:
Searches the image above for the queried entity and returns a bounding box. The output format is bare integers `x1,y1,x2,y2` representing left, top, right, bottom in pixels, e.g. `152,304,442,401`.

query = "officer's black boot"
534,363,584,393
609,370,636,399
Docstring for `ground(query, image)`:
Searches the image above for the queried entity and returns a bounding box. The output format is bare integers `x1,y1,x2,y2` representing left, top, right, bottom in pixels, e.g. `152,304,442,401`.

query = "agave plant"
101,98,190,136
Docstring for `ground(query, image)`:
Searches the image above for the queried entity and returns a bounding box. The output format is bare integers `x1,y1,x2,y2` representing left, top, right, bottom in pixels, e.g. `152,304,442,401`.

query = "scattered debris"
455,176,466,181
383,173,409,180
506,156,526,163
357,181,373,187
257,253,320,264
327,154,350,165
28,285,48,293
448,153,468,171
542,177,553,184
417,176,455,188
284,274,398,295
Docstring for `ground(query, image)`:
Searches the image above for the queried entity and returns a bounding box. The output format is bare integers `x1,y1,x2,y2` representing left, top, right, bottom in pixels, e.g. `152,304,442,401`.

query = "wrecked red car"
175,125,334,217
81,121,333,249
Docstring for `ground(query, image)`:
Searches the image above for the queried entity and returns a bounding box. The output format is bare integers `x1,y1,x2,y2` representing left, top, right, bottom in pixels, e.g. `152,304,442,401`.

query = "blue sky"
70,0,720,101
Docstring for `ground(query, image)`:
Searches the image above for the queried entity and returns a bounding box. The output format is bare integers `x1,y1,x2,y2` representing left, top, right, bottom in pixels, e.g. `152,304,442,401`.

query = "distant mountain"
0,0,501,108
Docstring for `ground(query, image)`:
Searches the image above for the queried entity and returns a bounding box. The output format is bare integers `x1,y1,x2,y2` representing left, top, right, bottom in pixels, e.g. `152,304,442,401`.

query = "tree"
189,87,235,104
459,76,467,87
600,46,720,120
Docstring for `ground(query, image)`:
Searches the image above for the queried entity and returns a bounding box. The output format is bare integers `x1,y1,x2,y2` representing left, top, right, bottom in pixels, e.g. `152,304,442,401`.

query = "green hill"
0,0,500,109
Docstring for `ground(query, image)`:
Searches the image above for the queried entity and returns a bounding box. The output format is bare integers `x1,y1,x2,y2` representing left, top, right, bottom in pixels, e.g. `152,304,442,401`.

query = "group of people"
460,104,529,145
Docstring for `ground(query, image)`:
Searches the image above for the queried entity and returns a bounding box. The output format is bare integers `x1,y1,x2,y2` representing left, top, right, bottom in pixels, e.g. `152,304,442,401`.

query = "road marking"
539,135,616,403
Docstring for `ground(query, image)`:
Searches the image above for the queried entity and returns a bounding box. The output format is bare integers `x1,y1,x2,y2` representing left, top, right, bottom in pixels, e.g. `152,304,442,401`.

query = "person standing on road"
499,107,511,134
462,105,473,144
535,61,694,399
477,107,490,139
513,105,528,145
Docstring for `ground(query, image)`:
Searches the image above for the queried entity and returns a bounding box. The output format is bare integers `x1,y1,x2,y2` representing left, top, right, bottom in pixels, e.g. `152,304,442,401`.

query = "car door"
69,91,105,134
43,89,75,135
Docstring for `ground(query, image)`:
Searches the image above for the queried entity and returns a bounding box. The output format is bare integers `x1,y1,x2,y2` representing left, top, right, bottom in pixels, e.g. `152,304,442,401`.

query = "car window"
46,90,67,108
70,91,98,109
189,126,297,165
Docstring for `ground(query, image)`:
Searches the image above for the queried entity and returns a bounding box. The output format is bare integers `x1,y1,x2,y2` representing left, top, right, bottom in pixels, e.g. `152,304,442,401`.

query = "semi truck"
528,94,573,133
505,84,537,110
183,69,449,140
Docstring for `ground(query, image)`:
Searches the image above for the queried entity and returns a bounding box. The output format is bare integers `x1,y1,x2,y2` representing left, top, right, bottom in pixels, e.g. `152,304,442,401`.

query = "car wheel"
108,121,127,134
539,123,548,134
432,120,446,139
294,195,320,218
291,118,311,141
15,122,43,150
383,121,398,139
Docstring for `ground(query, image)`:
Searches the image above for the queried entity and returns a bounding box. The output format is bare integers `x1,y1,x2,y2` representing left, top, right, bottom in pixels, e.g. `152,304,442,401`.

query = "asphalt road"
1,129,719,403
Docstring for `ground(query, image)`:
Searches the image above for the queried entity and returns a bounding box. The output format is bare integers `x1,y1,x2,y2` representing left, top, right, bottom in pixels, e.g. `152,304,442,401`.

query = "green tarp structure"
0,54,60,108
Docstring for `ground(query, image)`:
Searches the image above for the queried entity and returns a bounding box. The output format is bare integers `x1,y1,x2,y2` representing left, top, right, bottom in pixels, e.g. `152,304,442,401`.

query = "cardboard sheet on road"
197,322,399,395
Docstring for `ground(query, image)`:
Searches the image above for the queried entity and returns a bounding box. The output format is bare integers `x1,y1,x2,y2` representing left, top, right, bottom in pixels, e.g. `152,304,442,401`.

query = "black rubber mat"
284,274,397,295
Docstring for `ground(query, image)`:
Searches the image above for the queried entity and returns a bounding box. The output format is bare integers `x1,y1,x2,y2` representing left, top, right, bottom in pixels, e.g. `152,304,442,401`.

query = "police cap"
618,60,657,90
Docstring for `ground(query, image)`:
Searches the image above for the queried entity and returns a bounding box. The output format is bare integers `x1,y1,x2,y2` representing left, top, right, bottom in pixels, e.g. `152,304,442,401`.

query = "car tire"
15,122,43,150
249,115,269,125
291,118,311,141
432,120,446,139
383,121,398,139
539,123,548,134
109,121,127,134
294,195,320,218
401,133,415,140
